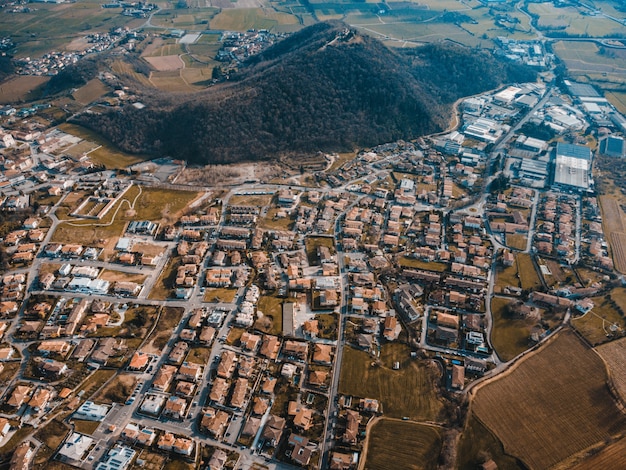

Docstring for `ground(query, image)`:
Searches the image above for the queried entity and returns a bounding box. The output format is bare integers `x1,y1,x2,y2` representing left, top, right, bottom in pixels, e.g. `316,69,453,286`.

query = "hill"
74,22,535,164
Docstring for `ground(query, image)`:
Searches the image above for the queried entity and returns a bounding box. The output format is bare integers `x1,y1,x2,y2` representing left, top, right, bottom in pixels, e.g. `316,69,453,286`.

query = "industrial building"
553,143,592,192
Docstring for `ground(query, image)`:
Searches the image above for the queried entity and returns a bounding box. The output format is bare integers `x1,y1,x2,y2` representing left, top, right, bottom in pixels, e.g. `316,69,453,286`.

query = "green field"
528,3,624,37
339,344,443,420
571,293,626,346
364,419,442,470
490,297,532,362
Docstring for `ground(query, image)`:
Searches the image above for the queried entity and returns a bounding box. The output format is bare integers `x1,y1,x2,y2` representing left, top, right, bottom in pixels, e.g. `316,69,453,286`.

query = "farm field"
457,415,524,470
149,70,197,92
338,344,443,420
472,328,626,470
505,233,527,251
0,75,48,104
527,3,624,37
144,55,185,71
610,232,626,273
71,78,111,105
596,337,626,403
209,8,300,32
606,91,626,115
490,296,532,362
364,419,442,470
566,435,626,470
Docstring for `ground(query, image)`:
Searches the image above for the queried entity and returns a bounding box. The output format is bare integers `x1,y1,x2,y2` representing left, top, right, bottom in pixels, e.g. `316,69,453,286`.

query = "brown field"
72,78,111,105
144,55,184,71
596,337,626,404
516,253,542,291
0,75,49,104
99,270,147,285
92,373,137,404
472,328,626,470
364,419,442,470
566,435,626,470
610,232,626,273
600,196,626,273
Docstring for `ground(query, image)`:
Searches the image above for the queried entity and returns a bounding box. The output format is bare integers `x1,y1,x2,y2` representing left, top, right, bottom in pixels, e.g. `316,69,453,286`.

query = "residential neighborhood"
0,23,626,470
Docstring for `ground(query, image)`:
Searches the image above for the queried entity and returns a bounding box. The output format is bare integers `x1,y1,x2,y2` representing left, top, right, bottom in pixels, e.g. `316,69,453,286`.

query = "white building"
73,401,109,421
96,445,136,470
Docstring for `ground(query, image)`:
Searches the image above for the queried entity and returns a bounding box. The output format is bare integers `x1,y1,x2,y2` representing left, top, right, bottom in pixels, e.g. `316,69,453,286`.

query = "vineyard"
472,329,626,470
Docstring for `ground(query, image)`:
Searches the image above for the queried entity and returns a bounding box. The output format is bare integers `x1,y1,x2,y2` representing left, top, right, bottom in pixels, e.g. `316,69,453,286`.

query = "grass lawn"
494,261,519,291
71,419,100,435
187,347,211,365
255,295,284,335
305,236,335,265
338,344,443,420
365,419,442,470
457,415,525,470
226,327,245,346
260,208,295,231
229,194,273,207
328,152,356,172
314,313,338,340
505,234,527,251
399,257,448,272
571,294,626,346
490,297,532,362
33,419,70,466
204,288,237,303
516,253,542,291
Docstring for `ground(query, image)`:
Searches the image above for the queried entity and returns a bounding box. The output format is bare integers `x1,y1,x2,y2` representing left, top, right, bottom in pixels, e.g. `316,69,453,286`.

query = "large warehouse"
553,142,592,192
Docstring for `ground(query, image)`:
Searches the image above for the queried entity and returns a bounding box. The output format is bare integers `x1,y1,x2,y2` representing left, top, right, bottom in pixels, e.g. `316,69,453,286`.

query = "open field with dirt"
339,344,443,420
599,196,626,271
364,419,442,470
92,373,137,404
145,55,185,71
472,328,626,470
99,270,147,285
0,75,49,104
610,232,626,273
141,306,184,354
596,337,626,404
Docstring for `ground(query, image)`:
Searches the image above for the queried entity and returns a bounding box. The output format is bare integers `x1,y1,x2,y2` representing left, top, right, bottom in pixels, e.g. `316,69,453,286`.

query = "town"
0,55,625,469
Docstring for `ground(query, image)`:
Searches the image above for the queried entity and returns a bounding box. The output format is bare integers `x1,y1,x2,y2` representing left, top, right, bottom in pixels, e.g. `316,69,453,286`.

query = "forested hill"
74,22,536,164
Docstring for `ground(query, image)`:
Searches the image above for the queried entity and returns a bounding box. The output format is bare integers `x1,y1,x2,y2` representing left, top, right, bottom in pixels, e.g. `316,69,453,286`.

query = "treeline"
74,22,536,165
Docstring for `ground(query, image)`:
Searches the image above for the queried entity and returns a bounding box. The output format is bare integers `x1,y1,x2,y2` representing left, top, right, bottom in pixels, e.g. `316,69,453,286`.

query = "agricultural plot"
209,8,300,32
606,91,626,115
364,419,442,470
72,78,111,105
472,329,626,470
144,55,185,71
596,337,626,404
338,345,443,420
568,435,626,470
528,3,624,37
0,76,48,104
0,1,137,58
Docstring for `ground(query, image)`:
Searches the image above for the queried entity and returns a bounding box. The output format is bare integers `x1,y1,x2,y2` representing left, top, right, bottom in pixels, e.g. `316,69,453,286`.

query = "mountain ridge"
73,22,536,164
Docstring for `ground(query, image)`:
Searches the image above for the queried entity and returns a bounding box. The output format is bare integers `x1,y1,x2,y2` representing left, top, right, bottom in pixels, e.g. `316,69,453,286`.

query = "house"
178,362,202,382
260,335,280,360
201,408,229,438
37,340,71,357
343,410,360,445
330,452,355,470
152,365,177,391
288,434,314,467
163,396,187,420
7,385,31,408
308,370,329,388
451,364,465,390
240,331,261,351
128,351,150,371
230,377,248,409
40,359,68,377
261,415,286,446
241,416,262,438
11,442,34,470
260,376,277,395
209,377,229,404
252,396,270,415
74,401,109,421
96,445,135,470
217,350,237,378
29,388,52,412
140,394,166,415
312,344,333,365
282,340,308,361
208,449,227,470
383,316,400,341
